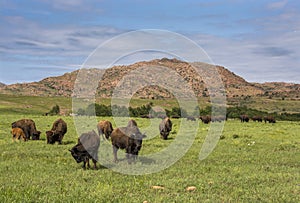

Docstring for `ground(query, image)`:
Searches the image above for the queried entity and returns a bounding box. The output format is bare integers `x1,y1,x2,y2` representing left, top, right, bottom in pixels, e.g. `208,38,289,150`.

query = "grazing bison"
127,119,138,127
187,116,196,121
97,120,113,140
252,116,263,122
199,115,211,124
11,119,41,140
11,127,27,142
159,117,173,140
46,118,67,144
111,126,146,163
264,116,276,123
240,114,249,123
69,130,100,169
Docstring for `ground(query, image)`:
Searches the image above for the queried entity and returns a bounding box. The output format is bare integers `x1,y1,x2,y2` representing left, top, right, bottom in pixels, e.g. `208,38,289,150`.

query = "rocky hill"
0,58,299,99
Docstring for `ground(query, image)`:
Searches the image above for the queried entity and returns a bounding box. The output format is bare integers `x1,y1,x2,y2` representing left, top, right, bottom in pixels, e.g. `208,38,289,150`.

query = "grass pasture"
0,115,299,202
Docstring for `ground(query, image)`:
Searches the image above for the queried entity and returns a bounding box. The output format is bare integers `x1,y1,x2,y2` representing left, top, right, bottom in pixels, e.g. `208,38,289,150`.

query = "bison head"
32,131,41,140
46,130,56,144
69,148,84,163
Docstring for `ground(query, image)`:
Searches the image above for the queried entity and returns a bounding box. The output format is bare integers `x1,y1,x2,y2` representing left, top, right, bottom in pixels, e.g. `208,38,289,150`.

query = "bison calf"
69,130,100,169
11,127,27,142
46,118,67,144
111,126,146,164
97,120,113,140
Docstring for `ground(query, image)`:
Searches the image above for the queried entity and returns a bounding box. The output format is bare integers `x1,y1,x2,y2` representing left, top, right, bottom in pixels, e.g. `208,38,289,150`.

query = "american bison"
11,119,41,140
264,116,276,123
240,114,249,123
69,130,100,169
252,116,263,122
46,118,67,144
159,117,172,140
199,115,211,124
111,126,146,163
11,127,27,142
97,120,113,140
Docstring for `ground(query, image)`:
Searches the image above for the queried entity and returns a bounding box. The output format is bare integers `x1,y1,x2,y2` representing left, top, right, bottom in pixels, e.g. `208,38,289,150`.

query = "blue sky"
0,0,299,84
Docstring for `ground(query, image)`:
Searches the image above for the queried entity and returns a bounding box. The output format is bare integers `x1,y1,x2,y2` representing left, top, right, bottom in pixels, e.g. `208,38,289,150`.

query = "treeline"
76,103,190,118
226,106,300,121
75,103,300,121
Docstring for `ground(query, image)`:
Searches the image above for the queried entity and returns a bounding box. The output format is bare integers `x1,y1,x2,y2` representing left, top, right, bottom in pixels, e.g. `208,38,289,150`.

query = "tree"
49,104,60,115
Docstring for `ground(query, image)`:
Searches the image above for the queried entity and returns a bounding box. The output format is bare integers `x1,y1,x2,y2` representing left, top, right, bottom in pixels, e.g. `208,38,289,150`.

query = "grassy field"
0,114,299,202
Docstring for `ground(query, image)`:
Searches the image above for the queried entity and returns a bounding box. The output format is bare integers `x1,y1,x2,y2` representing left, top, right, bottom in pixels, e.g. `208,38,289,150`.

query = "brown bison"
11,119,41,140
46,118,67,144
240,114,249,123
159,117,172,140
199,115,211,124
111,126,146,163
69,130,100,169
127,119,137,127
252,116,263,122
264,116,276,123
97,120,113,140
11,127,27,142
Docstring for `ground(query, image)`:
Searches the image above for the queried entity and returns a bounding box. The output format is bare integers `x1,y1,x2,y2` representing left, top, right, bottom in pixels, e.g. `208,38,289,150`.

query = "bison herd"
10,114,276,169
239,115,276,123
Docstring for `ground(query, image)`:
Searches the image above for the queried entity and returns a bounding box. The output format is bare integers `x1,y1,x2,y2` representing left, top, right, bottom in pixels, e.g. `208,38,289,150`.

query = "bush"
48,104,60,115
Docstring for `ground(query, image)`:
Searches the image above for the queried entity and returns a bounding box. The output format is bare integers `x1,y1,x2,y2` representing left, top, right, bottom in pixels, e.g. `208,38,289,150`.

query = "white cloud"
267,0,288,10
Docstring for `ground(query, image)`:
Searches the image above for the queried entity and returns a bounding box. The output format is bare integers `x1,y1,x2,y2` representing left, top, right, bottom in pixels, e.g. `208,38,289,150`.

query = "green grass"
0,114,299,202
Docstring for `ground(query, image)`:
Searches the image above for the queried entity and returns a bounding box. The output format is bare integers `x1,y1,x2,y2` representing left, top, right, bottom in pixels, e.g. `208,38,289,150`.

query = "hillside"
0,58,299,99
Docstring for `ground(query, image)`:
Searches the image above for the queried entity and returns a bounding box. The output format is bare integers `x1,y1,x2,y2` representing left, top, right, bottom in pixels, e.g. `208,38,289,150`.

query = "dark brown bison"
127,119,137,127
69,130,100,169
111,126,146,163
11,127,27,142
240,114,249,123
264,116,276,123
97,120,113,140
46,118,67,144
252,116,263,122
11,119,41,140
199,115,211,124
159,117,172,140
187,116,196,121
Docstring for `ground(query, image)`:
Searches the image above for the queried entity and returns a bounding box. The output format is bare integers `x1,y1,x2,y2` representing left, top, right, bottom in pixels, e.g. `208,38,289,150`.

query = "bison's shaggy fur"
11,127,27,142
46,118,67,144
97,120,113,140
69,130,100,169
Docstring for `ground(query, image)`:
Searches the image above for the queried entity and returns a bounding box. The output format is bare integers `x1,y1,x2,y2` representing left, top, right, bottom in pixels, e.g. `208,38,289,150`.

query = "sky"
0,0,299,84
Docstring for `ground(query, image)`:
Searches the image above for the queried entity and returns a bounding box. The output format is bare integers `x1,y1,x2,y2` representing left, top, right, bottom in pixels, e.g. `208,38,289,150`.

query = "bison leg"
58,135,63,144
86,158,91,169
113,146,119,163
92,158,97,169
126,153,132,164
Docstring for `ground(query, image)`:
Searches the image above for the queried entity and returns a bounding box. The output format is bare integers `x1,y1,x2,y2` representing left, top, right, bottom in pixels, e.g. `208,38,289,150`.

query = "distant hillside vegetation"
0,58,299,99
0,82,5,88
